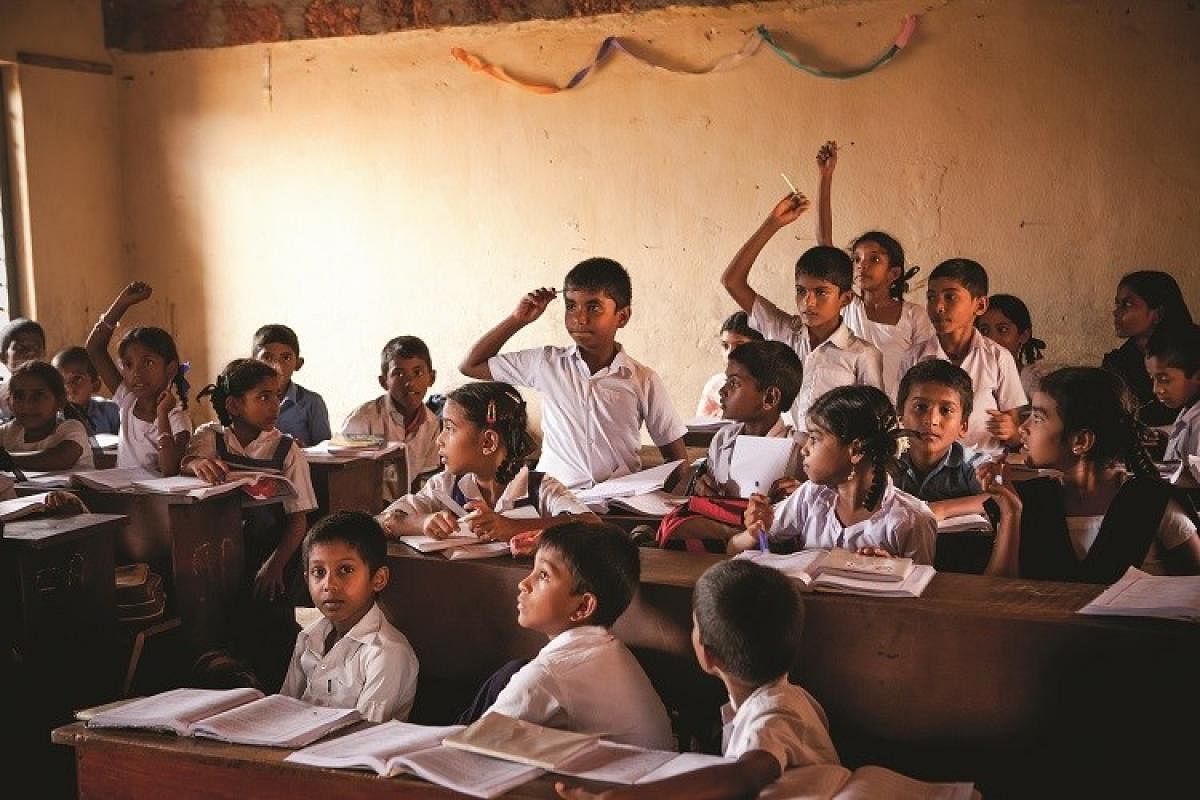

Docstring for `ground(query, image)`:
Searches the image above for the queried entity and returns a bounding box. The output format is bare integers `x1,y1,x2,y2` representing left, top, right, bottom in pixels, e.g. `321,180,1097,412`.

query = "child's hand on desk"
510,287,557,325
463,500,519,543
190,457,229,484
510,529,541,557
765,192,810,229
254,552,287,600
744,492,774,535
857,546,894,558
423,511,459,539
44,491,88,515
769,476,802,502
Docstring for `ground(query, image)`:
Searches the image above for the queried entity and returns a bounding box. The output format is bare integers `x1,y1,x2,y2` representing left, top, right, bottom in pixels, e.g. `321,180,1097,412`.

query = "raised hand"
511,288,558,325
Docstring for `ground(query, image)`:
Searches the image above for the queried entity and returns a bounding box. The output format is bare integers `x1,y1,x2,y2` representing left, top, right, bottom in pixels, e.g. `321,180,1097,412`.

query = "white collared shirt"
184,422,318,514
113,384,193,473
707,417,801,495
899,330,1027,453
721,676,840,772
0,418,94,469
1164,402,1200,462
768,478,937,565
843,296,936,401
381,465,588,518
696,371,726,417
280,602,419,722
749,297,883,432
341,397,441,500
488,625,674,750
489,345,687,489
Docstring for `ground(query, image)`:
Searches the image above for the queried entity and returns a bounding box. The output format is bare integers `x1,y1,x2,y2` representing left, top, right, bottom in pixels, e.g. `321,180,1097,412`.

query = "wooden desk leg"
168,496,245,654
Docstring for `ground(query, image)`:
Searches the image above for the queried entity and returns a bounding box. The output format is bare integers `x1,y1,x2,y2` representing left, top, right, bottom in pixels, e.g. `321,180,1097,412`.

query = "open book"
443,712,601,771
937,513,992,534
0,492,54,522
555,740,731,784
757,763,979,800
576,460,684,509
396,501,538,559
736,549,936,598
1077,566,1200,622
71,466,159,491
129,472,297,501
306,438,405,461
606,490,688,517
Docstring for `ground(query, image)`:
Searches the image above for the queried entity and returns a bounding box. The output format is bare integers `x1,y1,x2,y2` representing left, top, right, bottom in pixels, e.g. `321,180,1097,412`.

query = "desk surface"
1,512,126,548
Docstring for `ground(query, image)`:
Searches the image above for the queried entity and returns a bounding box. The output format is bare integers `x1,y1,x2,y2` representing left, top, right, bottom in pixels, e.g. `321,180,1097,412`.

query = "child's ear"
763,385,782,411
694,639,721,677
294,355,305,372
377,374,388,391
848,438,866,465
1070,429,1096,459
428,368,437,385
480,428,500,456
370,564,390,592
569,592,598,624
616,306,632,328
224,394,243,419
838,289,854,310
973,294,989,319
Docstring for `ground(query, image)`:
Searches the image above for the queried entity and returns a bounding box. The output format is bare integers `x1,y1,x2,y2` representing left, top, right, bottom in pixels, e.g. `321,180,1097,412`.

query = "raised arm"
85,281,153,394
459,287,557,379
979,462,1023,577
721,193,810,314
815,140,837,247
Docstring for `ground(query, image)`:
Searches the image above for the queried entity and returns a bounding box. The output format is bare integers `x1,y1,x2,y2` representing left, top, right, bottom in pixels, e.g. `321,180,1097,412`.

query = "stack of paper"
19,470,73,489
576,460,684,510
129,472,297,501
607,490,687,517
72,467,159,491
443,712,601,770
553,741,731,785
0,492,53,522
1077,567,1200,622
307,437,405,460
937,513,992,534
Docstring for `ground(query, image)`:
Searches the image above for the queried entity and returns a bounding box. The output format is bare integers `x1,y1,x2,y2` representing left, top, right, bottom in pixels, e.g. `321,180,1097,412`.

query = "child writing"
377,381,598,555
0,317,47,421
721,192,882,434
0,361,94,470
899,259,1026,455
52,347,121,436
460,257,688,489
280,511,419,722
555,559,839,800
252,324,331,447
814,140,934,400
695,312,763,417
976,293,1049,398
85,281,192,475
982,367,1200,580
729,385,936,565
1146,324,1200,463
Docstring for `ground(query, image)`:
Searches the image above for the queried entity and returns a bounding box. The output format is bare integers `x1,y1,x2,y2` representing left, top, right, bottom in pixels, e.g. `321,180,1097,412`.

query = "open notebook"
757,763,979,800
1077,566,1200,622
736,549,936,598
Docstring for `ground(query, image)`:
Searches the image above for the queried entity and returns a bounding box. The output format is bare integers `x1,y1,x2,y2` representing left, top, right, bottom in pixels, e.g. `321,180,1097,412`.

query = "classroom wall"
85,0,1200,426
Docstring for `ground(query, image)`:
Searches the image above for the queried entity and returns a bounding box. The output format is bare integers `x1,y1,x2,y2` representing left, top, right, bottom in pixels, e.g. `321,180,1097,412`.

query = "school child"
695,312,763,417
85,281,192,475
659,341,804,550
814,140,934,399
977,294,1050,397
1103,270,1195,427
981,367,1200,580
342,336,441,500
554,559,839,800
0,361,94,470
721,193,882,433
280,511,419,722
1146,325,1200,462
0,317,47,421
377,381,597,555
479,522,674,749
251,324,331,447
460,257,688,489
899,259,1026,454
728,385,936,565
52,347,120,436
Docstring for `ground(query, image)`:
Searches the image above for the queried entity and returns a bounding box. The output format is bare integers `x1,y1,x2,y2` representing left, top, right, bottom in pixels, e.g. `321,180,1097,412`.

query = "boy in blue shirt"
252,324,331,447
52,346,121,435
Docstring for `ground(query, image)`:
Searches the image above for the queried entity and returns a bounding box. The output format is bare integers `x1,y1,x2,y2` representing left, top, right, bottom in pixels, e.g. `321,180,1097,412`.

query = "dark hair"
719,311,762,341
693,559,803,685
252,324,301,356
197,358,278,427
1146,324,1200,377
728,340,804,411
897,359,975,419
982,294,1046,367
52,346,99,380
849,231,919,300
445,381,536,484
795,246,853,293
929,258,988,299
808,385,905,511
303,510,388,575
9,360,87,425
1039,367,1158,480
1118,270,1194,336
0,317,46,356
380,335,433,376
117,326,190,409
538,522,639,628
564,257,632,309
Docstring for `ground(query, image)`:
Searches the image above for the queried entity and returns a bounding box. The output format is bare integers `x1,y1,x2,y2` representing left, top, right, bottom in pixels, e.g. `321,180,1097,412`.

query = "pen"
780,172,799,196
754,481,769,552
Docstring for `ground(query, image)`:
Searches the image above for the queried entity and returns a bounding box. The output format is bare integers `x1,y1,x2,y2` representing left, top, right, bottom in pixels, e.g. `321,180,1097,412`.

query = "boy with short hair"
899,258,1026,454
1146,324,1200,462
52,346,121,435
721,194,882,433
280,510,419,722
252,324,331,447
486,521,674,750
460,258,688,489
342,335,441,500
555,558,839,800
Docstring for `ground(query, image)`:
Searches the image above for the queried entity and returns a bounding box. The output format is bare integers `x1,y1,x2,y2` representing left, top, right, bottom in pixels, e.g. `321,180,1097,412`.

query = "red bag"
657,497,749,552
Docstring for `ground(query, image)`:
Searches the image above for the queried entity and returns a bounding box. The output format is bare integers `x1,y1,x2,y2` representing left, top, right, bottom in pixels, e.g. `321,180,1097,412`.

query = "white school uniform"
707,417,801,495
381,465,589,519
341,397,441,500
280,602,419,722
843,296,935,401
488,625,674,750
1164,402,1200,463
184,422,318,514
722,676,841,772
749,297,883,433
113,384,192,473
488,345,687,489
1068,500,1197,575
767,478,937,565
695,371,726,417
899,330,1027,454
0,418,94,469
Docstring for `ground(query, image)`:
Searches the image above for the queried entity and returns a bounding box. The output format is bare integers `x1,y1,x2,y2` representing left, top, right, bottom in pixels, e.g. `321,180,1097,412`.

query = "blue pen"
754,481,769,551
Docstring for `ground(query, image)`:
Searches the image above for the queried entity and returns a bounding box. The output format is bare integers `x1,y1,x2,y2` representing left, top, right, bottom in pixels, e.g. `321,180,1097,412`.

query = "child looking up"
982,367,1200,580
252,324,331,447
52,347,121,436
281,511,419,722
460,257,688,489
555,559,839,800
1146,325,1200,462
86,282,192,475
377,381,597,555
814,141,934,400
721,193,882,433
695,312,763,417
0,361,94,470
729,385,936,564
977,294,1049,397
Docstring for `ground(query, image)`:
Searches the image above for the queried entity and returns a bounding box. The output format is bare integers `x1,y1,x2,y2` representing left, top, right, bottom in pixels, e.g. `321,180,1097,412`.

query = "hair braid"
1121,411,1161,481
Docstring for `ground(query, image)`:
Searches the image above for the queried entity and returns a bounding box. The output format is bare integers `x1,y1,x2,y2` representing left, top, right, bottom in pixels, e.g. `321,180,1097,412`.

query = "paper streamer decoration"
452,15,917,94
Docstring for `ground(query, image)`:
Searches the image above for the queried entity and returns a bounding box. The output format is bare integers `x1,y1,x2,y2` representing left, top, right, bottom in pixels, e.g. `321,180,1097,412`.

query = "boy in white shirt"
721,193,882,433
1145,324,1200,464
460,257,688,489
555,558,839,800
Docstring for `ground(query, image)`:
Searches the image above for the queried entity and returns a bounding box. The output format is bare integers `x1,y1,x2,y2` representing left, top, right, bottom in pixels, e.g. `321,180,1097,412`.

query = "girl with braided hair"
981,367,1200,581
378,381,598,555
728,385,936,564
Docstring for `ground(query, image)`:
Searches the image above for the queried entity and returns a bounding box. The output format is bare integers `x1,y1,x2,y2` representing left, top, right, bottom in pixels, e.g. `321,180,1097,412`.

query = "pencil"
781,173,800,196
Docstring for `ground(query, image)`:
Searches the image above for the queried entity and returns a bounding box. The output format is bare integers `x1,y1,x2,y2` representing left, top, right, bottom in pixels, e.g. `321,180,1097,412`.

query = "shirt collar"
722,674,789,721
565,343,631,377
304,602,387,655
1175,401,1200,429
903,441,964,479
280,380,299,407
544,624,610,654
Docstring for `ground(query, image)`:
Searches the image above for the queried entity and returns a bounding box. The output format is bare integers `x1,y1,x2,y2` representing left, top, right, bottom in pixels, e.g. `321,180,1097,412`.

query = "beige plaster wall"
103,0,1199,427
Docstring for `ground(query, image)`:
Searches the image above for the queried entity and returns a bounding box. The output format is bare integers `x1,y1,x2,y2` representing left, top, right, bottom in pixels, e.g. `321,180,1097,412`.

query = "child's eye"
309,567,326,579
338,564,355,575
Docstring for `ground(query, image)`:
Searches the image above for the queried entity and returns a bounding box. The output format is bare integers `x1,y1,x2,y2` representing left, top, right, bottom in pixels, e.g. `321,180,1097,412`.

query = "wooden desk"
307,451,405,519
